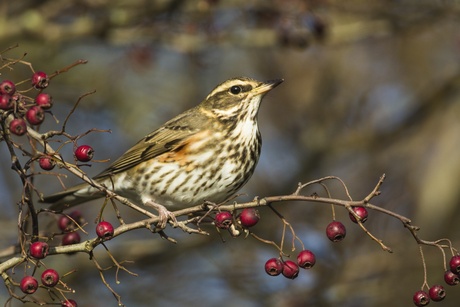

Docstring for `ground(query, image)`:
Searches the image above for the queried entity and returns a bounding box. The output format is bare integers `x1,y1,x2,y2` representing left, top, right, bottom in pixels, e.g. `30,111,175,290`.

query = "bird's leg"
145,200,177,229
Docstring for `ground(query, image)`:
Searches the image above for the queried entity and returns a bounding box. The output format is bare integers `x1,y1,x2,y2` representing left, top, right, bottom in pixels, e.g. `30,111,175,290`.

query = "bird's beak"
253,79,284,95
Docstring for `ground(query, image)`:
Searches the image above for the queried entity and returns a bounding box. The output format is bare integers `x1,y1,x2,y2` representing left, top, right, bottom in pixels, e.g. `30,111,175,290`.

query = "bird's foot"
145,200,177,229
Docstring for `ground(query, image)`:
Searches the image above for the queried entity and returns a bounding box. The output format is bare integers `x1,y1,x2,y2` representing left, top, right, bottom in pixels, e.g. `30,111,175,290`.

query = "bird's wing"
43,125,191,206
94,109,205,179
42,106,210,207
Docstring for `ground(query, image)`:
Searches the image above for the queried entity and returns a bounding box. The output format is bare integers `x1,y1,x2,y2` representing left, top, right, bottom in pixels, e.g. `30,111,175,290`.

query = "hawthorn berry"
62,232,81,245
0,80,16,95
39,155,56,171
60,210,85,230
29,241,49,259
41,268,59,287
449,255,460,274
444,270,460,286
297,250,316,269
58,215,73,232
239,208,260,228
326,221,346,242
9,118,27,136
429,284,445,302
75,145,94,162
96,221,115,240
215,211,233,229
264,258,284,276
69,210,84,224
35,93,53,109
62,299,78,307
413,290,430,307
282,260,299,279
31,71,49,89
26,106,45,125
0,94,13,110
20,276,38,294
349,206,368,223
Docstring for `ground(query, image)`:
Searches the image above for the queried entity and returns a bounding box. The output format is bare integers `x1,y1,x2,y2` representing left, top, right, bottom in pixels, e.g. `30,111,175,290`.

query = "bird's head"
200,77,283,122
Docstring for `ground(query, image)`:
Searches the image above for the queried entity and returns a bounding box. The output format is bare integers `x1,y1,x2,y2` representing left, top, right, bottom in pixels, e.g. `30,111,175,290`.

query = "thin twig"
91,253,125,306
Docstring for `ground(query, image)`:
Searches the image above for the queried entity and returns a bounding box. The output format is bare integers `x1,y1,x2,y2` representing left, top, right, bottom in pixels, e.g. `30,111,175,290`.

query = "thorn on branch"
363,173,386,203
49,59,88,79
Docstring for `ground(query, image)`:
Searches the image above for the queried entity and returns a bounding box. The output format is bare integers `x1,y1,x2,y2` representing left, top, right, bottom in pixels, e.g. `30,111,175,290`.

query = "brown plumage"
43,77,283,225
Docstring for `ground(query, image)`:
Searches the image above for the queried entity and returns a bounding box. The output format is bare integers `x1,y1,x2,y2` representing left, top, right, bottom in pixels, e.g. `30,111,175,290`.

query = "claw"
145,200,177,229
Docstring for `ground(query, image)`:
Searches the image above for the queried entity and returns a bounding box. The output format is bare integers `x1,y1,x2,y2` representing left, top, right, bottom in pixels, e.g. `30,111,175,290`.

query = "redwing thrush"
43,77,283,227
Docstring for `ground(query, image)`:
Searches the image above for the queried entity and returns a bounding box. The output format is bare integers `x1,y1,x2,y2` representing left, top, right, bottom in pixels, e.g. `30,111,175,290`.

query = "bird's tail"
41,183,104,211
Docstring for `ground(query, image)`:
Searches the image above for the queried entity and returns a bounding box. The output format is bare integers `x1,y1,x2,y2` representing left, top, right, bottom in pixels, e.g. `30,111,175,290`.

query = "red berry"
297,250,316,269
20,276,38,294
239,208,260,227
41,268,59,287
62,232,81,245
58,215,72,232
58,210,85,232
449,255,460,274
29,241,49,259
0,80,16,95
26,106,45,125
413,290,430,306
349,206,368,223
9,118,27,136
282,260,299,279
35,93,53,109
75,145,94,162
0,94,13,110
69,210,84,222
31,71,49,89
215,211,233,229
62,299,78,307
429,284,445,302
96,221,115,240
326,221,346,242
39,155,56,171
264,258,284,276
444,270,460,286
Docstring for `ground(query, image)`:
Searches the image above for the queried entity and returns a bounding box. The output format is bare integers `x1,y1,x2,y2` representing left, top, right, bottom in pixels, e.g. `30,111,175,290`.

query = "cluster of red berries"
20,274,78,307
1,75,94,169
265,250,316,279
1,72,52,136
214,207,369,280
58,210,84,246
59,211,115,242
412,255,460,306
325,206,368,242
1,74,54,171
215,208,260,230
214,209,316,279
20,211,83,307
318,205,459,306
20,212,83,303
20,211,115,305
39,144,94,171
24,240,77,306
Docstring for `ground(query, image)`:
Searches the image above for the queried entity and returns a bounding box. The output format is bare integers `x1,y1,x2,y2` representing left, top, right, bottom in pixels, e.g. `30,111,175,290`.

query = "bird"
42,77,283,227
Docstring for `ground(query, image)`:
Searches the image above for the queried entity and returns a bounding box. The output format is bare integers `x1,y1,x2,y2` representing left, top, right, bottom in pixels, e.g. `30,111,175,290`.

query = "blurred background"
1,0,460,306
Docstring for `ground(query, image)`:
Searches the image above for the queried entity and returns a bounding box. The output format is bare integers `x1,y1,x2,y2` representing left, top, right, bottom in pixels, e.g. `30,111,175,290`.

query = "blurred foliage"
1,0,460,306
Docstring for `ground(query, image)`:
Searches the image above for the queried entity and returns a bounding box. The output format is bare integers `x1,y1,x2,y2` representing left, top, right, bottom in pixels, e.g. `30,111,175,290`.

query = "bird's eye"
230,85,242,95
